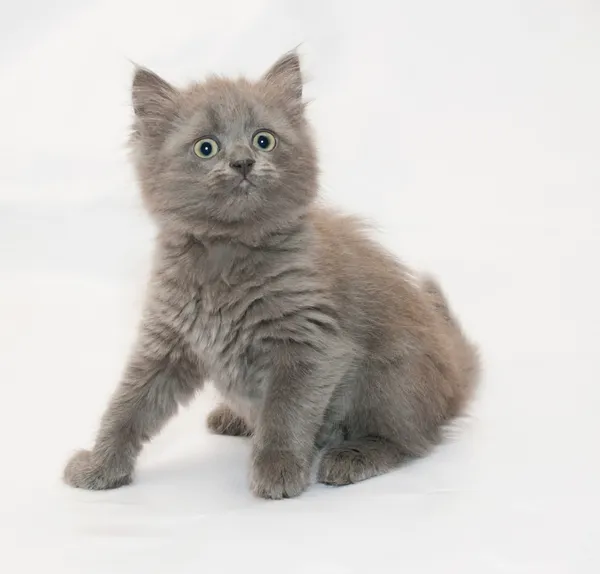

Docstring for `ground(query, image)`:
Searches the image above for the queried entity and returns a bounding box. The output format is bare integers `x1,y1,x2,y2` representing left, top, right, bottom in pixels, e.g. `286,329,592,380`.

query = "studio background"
1,1,598,572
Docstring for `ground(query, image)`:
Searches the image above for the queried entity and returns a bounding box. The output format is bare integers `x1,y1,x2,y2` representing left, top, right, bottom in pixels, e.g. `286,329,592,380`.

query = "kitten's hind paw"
318,438,407,486
63,449,133,490
207,404,252,437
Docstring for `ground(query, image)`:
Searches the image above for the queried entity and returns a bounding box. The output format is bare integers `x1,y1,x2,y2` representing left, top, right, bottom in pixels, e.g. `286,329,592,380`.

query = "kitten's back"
310,206,479,417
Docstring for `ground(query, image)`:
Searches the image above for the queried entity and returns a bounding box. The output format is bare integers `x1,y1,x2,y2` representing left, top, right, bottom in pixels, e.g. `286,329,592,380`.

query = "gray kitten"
63,52,479,499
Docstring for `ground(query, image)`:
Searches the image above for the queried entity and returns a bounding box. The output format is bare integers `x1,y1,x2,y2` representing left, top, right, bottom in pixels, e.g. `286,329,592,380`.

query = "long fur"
63,52,480,498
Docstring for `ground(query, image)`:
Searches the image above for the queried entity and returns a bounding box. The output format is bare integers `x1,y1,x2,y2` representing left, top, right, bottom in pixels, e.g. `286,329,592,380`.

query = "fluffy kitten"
63,52,479,499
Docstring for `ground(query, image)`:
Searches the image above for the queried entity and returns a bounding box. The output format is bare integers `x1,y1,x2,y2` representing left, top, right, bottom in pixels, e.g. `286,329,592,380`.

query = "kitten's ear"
262,51,303,102
131,66,178,137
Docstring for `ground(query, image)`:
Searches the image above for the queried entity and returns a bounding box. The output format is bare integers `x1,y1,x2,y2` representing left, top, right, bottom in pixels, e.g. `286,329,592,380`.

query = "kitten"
63,52,480,499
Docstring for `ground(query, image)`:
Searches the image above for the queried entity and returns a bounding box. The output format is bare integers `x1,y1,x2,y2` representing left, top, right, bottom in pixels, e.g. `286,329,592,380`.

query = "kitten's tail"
422,276,455,324
422,275,481,416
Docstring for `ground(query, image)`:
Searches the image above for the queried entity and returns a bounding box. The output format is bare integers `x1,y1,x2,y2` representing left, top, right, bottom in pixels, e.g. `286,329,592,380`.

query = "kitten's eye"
252,130,277,152
193,137,219,159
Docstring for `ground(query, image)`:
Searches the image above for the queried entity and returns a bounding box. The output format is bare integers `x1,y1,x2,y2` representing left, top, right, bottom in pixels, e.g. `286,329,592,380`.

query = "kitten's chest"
160,237,314,398
186,280,238,357
170,245,244,356
182,279,266,398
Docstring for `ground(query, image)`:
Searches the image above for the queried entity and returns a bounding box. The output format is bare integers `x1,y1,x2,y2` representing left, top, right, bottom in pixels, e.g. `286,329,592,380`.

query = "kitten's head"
130,52,318,241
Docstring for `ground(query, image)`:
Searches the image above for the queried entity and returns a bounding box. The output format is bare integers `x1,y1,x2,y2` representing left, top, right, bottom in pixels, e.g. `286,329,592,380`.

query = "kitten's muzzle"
229,158,255,177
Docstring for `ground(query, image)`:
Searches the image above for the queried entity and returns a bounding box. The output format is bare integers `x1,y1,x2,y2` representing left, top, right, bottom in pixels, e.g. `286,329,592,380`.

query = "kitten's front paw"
250,449,310,500
63,449,132,490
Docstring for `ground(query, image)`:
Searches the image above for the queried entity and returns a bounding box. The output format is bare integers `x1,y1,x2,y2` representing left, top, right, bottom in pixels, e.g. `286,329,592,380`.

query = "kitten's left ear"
262,51,303,102
132,66,179,137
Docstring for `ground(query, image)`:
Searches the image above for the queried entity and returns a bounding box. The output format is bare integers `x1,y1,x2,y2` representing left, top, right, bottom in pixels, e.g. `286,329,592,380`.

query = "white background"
1,1,599,572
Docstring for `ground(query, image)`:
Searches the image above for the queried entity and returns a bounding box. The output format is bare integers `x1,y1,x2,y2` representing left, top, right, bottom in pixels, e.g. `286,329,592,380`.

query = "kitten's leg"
64,337,204,490
316,349,456,487
250,344,346,499
317,437,409,486
207,404,252,437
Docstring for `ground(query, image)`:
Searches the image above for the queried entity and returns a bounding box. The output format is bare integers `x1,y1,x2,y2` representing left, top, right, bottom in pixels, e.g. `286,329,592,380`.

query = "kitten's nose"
229,158,255,177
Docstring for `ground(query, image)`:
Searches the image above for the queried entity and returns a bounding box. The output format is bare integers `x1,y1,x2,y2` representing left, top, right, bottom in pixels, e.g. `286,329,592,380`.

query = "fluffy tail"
422,276,455,324
422,275,481,415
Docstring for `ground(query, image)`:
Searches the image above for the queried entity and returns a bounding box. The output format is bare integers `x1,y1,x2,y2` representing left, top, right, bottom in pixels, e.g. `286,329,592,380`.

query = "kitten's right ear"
131,66,178,137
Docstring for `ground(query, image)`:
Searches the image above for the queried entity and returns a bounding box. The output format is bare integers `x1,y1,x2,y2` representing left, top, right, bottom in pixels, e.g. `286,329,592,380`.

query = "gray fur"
63,52,480,499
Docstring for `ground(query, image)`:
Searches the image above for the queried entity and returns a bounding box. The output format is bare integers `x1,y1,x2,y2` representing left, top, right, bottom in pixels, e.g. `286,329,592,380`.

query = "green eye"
193,137,219,158
252,130,277,152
